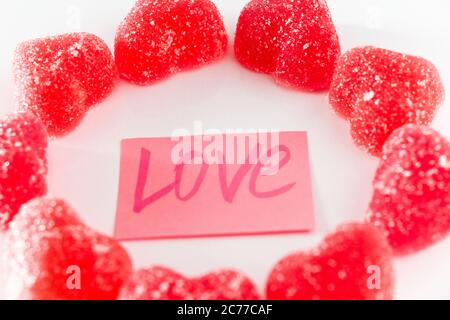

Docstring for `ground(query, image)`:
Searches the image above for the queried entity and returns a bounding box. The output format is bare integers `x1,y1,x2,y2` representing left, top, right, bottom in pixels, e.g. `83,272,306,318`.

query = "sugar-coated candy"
0,112,47,229
266,223,394,300
5,196,132,300
14,33,117,137
329,46,445,156
367,125,450,254
115,0,228,85
119,266,260,300
234,0,340,91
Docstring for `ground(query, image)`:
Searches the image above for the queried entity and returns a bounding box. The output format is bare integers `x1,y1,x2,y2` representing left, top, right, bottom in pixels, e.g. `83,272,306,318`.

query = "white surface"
1,0,450,299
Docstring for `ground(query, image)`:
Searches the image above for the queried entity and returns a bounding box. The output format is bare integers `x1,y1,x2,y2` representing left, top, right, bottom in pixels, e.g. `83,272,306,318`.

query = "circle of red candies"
1,0,448,300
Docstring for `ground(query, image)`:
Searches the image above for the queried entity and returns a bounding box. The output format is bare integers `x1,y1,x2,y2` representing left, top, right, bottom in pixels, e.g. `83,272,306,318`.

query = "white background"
1,0,450,299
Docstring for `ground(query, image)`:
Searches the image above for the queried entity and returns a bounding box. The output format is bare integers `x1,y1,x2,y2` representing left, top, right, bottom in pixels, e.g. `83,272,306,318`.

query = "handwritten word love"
134,145,295,213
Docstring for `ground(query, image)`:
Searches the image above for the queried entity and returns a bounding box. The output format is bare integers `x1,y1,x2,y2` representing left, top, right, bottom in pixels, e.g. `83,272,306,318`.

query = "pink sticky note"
114,131,314,240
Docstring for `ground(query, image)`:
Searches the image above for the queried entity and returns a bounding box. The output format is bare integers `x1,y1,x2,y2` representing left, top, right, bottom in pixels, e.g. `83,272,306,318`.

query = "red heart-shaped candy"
266,223,394,300
329,46,444,156
14,32,117,137
234,0,341,91
119,266,260,300
115,0,228,85
0,112,47,229
5,196,132,300
367,124,450,254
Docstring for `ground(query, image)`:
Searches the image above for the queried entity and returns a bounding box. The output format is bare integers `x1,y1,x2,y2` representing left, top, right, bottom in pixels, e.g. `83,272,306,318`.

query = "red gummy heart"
115,0,228,85
14,32,117,137
5,196,132,300
0,112,47,229
367,125,450,254
119,266,260,300
234,0,340,91
329,46,445,156
266,223,394,300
